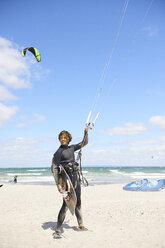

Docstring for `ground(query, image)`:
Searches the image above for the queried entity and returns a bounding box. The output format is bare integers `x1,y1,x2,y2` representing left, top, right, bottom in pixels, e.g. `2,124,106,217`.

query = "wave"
7,173,43,176
131,173,165,179
109,169,120,174
17,176,53,183
1,167,165,185
82,170,88,174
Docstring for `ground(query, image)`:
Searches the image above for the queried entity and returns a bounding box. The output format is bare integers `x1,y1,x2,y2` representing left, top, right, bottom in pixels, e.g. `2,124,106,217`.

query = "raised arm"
73,127,89,151
81,128,88,148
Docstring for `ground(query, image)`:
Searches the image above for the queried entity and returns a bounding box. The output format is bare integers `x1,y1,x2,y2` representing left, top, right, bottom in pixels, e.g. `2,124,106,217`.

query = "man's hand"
57,184,62,193
85,126,90,132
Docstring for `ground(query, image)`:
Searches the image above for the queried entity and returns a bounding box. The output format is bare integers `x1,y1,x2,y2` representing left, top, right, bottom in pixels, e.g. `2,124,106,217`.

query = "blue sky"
0,0,165,167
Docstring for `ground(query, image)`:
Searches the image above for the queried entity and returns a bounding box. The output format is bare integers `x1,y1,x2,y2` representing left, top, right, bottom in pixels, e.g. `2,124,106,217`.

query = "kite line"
86,0,155,128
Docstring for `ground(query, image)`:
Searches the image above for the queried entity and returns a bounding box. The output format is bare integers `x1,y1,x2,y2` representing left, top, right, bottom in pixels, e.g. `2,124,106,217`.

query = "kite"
22,47,41,62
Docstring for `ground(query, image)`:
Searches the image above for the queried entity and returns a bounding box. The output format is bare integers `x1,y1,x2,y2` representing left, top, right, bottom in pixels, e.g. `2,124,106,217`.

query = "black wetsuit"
51,131,88,230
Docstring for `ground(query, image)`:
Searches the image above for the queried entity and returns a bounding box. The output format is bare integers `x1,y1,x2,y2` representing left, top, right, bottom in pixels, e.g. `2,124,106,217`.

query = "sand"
0,183,165,248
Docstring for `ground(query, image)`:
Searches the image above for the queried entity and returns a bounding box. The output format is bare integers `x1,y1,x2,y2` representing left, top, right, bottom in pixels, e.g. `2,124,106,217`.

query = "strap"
77,148,89,187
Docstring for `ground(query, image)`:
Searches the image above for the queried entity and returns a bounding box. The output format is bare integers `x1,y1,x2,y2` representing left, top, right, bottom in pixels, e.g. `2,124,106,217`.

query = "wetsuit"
51,130,88,230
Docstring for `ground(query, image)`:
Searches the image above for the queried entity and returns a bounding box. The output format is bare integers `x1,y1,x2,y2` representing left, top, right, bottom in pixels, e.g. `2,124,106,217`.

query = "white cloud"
16,123,26,128
0,37,49,127
0,137,56,167
0,37,31,89
142,26,159,37
82,138,165,167
112,136,165,147
0,36,31,128
0,103,18,127
0,85,17,101
104,122,146,136
30,113,45,123
16,113,45,127
0,134,165,167
20,115,27,120
149,116,165,130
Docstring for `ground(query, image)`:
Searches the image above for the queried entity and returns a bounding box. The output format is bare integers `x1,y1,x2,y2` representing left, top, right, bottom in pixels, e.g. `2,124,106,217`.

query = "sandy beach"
0,183,165,248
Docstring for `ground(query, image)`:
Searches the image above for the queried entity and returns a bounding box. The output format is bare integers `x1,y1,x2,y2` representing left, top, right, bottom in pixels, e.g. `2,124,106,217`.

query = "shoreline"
1,167,165,186
0,181,130,187
1,184,165,248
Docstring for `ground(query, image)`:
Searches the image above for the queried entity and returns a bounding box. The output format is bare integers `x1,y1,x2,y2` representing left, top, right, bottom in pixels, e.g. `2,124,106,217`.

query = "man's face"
59,134,69,146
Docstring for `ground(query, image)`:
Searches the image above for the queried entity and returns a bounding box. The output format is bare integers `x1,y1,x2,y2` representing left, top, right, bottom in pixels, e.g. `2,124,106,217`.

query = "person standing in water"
14,175,17,183
51,127,89,239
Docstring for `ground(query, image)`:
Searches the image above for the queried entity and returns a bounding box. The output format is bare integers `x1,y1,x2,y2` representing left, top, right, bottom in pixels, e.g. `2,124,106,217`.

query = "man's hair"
58,130,72,143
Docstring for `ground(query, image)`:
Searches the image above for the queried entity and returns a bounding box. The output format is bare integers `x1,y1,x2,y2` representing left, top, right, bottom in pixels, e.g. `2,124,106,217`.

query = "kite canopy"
22,47,41,62
123,179,165,191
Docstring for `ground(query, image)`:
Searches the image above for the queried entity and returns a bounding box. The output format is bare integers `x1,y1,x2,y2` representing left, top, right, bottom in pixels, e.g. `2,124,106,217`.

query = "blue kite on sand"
123,179,165,191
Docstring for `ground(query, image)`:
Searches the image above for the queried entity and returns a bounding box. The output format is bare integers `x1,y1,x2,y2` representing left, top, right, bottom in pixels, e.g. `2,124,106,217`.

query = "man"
51,127,89,239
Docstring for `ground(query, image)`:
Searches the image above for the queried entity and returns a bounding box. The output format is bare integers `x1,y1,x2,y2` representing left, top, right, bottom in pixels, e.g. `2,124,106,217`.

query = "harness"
60,162,79,175
75,147,89,187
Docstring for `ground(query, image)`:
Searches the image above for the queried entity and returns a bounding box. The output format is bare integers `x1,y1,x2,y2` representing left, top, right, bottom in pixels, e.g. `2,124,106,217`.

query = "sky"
0,0,165,168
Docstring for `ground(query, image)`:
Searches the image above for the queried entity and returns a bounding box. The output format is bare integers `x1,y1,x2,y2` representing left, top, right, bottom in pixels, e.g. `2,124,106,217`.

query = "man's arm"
73,127,89,151
81,128,88,148
51,162,62,192
51,161,59,184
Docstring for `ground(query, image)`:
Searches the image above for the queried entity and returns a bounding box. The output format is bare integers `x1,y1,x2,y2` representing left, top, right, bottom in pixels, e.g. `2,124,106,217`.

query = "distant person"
51,127,89,239
14,175,17,183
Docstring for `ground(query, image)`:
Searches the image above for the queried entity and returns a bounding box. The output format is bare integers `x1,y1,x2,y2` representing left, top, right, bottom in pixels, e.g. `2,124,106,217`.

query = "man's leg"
75,181,84,227
56,199,68,232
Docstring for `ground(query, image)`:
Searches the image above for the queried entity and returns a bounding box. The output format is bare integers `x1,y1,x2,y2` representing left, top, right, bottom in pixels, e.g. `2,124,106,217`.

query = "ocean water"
0,167,165,185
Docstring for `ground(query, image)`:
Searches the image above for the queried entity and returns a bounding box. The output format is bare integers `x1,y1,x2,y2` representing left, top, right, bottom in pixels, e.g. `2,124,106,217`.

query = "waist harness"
60,162,79,175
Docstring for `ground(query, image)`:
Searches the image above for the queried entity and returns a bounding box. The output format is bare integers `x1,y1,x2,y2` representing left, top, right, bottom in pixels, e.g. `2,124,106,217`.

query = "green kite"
22,47,41,62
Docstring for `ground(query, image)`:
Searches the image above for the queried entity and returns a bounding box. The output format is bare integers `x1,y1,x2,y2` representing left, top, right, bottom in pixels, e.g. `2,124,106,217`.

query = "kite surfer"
51,127,89,239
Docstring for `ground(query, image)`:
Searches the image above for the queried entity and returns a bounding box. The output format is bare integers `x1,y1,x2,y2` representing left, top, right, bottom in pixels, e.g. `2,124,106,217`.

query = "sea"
1,167,165,186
